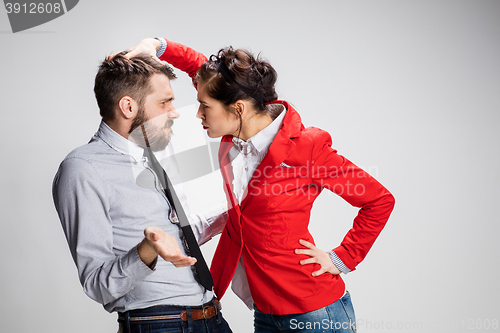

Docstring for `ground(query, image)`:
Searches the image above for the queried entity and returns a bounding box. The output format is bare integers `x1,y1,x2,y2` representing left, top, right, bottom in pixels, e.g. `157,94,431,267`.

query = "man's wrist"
137,238,158,269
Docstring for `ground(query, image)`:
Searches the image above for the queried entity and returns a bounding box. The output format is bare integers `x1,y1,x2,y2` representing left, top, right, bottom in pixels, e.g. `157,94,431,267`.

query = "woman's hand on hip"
295,239,341,277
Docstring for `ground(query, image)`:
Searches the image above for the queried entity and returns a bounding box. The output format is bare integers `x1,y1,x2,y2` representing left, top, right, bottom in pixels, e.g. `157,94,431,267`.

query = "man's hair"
94,52,176,122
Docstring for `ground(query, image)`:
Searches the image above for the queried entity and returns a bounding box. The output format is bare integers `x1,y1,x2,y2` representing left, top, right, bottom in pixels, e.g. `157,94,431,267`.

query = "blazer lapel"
219,136,242,217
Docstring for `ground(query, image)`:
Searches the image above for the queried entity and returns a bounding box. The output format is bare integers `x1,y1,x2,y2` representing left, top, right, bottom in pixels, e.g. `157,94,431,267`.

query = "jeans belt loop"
186,308,193,333
125,311,131,333
215,297,221,311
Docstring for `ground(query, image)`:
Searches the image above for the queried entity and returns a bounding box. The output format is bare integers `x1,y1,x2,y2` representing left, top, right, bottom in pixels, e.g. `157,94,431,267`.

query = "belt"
118,298,221,323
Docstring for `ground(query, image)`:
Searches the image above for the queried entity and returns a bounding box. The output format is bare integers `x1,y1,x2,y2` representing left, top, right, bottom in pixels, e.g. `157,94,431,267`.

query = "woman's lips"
202,125,208,130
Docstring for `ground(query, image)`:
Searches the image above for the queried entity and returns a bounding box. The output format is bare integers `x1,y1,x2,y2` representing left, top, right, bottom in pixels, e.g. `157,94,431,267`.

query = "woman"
124,38,395,333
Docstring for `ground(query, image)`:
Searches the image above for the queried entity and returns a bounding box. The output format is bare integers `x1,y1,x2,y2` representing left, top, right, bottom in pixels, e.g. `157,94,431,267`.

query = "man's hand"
295,239,341,277
138,226,197,268
109,38,162,62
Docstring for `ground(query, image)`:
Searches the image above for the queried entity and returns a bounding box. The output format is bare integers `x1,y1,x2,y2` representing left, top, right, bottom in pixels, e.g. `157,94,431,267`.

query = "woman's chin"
206,130,223,139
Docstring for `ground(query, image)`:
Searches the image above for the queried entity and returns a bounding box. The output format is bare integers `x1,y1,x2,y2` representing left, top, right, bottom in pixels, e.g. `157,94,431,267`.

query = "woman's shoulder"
297,126,333,146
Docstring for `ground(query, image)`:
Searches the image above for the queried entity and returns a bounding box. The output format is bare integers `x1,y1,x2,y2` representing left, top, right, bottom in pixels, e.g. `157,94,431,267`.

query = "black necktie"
142,134,214,291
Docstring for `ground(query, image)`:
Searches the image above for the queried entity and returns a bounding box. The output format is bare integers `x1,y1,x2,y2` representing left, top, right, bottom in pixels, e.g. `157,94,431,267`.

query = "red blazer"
161,40,395,315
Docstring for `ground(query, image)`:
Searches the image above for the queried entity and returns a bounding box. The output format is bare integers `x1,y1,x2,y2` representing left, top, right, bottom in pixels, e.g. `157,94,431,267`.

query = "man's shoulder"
54,137,118,187
62,136,116,164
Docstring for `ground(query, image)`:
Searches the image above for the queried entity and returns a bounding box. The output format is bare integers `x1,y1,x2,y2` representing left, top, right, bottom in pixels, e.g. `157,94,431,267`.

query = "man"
52,52,232,333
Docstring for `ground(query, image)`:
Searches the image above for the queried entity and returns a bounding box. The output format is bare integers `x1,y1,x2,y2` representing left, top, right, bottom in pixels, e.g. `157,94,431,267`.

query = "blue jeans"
254,291,357,333
118,299,232,333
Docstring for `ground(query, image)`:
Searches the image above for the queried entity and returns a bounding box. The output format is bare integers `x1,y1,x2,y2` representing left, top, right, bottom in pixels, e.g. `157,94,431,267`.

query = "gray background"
1,0,499,332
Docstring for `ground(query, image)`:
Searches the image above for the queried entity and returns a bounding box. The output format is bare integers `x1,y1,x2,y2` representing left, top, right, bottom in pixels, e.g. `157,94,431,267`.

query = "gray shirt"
52,121,227,313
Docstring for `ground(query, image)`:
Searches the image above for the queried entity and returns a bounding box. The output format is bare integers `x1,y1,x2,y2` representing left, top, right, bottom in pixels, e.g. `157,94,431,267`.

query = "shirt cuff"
190,202,228,245
155,37,167,58
328,250,351,274
203,202,228,225
121,245,156,281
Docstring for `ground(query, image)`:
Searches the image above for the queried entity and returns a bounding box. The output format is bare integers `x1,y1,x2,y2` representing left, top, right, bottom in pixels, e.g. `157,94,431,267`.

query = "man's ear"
118,96,139,119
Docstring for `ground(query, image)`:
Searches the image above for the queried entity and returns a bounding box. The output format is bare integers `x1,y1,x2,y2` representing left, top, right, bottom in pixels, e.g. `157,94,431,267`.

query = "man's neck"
104,119,131,141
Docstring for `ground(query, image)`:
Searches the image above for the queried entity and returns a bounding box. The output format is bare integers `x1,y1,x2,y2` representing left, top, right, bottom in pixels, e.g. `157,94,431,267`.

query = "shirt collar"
95,121,145,162
232,108,287,155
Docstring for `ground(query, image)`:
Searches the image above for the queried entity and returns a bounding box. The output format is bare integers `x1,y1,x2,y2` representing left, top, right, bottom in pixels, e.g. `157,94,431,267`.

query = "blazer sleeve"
310,129,395,272
159,38,208,81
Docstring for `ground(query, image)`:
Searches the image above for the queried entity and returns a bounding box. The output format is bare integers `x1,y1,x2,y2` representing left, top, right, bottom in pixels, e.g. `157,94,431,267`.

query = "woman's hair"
195,47,282,120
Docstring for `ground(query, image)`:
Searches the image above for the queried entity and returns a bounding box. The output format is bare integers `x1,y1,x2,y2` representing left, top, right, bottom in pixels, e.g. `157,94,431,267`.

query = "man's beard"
128,105,174,152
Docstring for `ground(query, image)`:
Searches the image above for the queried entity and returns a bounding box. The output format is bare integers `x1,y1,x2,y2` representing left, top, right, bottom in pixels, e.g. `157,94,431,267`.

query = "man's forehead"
150,73,172,86
150,73,174,96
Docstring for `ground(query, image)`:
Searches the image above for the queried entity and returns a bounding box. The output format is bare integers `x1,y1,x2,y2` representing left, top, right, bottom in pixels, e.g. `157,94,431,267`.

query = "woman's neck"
238,112,274,141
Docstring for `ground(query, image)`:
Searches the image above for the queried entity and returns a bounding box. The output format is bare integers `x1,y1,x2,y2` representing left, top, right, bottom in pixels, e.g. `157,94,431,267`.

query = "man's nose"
168,108,180,119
